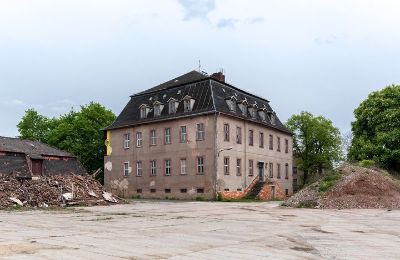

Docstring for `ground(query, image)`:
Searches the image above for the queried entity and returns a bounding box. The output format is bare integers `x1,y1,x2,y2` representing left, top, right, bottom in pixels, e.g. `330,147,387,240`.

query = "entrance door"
258,162,265,181
271,186,276,200
31,159,43,176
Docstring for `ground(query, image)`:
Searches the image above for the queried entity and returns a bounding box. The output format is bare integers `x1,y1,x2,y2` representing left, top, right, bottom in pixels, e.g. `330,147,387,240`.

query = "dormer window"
153,101,164,117
238,100,248,116
258,109,267,121
225,96,237,112
139,104,149,119
249,104,258,119
268,111,276,125
168,98,178,114
183,95,194,112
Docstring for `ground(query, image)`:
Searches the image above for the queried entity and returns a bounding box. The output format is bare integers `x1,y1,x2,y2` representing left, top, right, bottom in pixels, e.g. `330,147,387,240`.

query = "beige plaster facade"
104,113,293,200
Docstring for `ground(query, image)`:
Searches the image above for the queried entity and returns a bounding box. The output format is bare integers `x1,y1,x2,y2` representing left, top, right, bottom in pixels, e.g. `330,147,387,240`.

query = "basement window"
224,188,230,191
150,189,156,193
197,188,204,193
165,189,171,193
180,188,187,193
137,189,142,193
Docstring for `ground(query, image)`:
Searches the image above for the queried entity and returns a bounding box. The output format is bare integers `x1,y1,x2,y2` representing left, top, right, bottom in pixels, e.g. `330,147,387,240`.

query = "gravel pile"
0,175,121,209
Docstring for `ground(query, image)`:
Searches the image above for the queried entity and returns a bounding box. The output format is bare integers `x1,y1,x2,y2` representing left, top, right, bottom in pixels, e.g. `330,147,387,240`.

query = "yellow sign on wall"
105,131,111,156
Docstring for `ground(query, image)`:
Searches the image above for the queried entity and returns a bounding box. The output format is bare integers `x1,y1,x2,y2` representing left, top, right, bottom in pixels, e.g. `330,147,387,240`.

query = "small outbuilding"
0,136,86,178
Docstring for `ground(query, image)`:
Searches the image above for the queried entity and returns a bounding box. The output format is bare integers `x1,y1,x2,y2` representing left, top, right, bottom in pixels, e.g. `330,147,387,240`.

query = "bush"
319,174,341,192
195,196,205,201
359,159,376,168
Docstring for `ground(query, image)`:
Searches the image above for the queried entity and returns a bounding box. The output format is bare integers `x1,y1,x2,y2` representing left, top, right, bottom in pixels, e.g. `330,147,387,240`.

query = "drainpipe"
213,112,218,200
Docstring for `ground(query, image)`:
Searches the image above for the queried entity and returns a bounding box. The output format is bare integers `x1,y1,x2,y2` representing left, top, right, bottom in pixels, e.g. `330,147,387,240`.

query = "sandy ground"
0,200,399,259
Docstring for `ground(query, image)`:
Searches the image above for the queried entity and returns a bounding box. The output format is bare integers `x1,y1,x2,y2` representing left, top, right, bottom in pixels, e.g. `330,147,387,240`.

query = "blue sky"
1,0,399,137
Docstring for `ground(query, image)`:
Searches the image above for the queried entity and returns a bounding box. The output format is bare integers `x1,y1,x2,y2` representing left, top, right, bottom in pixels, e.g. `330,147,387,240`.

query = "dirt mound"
284,164,400,209
0,175,122,209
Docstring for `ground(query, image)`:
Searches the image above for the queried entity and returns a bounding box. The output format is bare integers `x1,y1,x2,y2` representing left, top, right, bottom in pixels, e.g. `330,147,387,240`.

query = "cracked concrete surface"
0,201,399,259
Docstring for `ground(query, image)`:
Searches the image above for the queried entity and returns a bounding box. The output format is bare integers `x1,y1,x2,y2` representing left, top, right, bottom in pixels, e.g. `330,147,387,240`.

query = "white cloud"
178,0,216,21
4,99,26,107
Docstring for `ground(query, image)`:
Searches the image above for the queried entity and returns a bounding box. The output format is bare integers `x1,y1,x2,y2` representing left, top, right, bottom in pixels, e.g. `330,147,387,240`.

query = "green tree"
17,109,54,142
348,84,400,172
17,102,116,182
286,112,342,186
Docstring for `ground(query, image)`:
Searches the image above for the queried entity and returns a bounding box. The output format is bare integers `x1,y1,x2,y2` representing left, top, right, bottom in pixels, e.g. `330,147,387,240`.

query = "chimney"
211,71,225,82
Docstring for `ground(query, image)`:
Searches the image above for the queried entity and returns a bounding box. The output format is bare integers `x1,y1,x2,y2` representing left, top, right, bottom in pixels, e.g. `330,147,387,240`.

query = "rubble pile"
284,164,400,209
0,175,121,209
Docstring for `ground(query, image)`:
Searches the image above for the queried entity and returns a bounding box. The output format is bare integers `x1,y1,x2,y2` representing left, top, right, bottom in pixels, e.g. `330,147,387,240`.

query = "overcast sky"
1,0,399,137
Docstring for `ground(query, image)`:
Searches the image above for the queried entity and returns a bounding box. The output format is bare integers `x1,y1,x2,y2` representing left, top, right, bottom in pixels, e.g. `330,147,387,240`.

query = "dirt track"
0,201,399,259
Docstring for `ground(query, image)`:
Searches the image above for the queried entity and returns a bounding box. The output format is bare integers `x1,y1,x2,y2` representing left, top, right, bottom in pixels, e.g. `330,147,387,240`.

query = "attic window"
168,99,178,114
249,105,258,119
238,101,248,116
225,97,236,112
153,102,163,117
183,96,194,112
268,111,276,125
258,110,267,121
140,105,149,119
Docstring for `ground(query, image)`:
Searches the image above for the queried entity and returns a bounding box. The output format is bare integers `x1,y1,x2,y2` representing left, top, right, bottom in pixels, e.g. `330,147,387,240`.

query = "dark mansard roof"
106,70,291,134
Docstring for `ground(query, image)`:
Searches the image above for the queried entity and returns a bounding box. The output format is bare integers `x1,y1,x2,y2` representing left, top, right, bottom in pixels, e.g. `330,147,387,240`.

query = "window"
165,159,171,175
164,128,171,144
236,158,242,176
285,139,289,153
168,99,177,114
154,103,162,117
277,163,281,179
236,127,242,144
140,106,147,119
184,98,192,112
285,163,289,179
137,189,142,193
277,137,281,152
269,162,273,178
224,157,230,175
180,188,187,193
238,102,247,116
150,160,156,176
123,162,129,177
249,160,254,176
136,161,142,176
180,158,187,175
259,110,266,121
165,189,171,193
197,188,204,193
285,189,289,196
224,188,230,191
269,134,273,150
123,133,130,149
136,132,142,147
196,123,205,141
197,156,204,174
223,123,230,142
226,98,236,112
180,126,187,142
249,107,257,119
150,189,156,193
150,130,156,145
237,188,242,191
270,113,276,125
259,132,264,148
248,130,254,146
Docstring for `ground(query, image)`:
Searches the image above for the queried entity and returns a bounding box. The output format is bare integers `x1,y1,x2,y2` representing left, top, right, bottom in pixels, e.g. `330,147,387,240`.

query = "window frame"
277,163,281,179
150,160,157,176
197,156,204,175
180,158,187,175
164,159,171,176
196,123,205,141
150,129,157,146
285,163,289,179
223,157,230,175
269,162,273,178
123,162,129,177
164,128,171,144
236,126,242,144
277,137,281,152
223,123,230,142
269,134,273,150
180,126,187,143
123,133,130,149
259,132,264,148
136,132,143,147
285,139,289,153
236,158,242,176
249,159,254,176
248,129,254,146
136,161,142,177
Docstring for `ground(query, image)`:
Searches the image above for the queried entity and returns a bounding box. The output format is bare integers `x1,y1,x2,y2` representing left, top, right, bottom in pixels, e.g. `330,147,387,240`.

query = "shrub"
319,174,341,192
359,159,376,168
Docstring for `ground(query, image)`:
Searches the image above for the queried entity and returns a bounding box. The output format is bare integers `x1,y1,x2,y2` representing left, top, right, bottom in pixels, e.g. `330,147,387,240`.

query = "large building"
104,71,293,200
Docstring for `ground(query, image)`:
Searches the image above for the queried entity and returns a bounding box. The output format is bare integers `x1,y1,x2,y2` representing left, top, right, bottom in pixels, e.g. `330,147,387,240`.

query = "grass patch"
319,174,341,192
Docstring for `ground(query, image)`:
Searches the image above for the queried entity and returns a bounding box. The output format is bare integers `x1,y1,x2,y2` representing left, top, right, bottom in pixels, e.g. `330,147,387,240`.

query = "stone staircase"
246,181,265,199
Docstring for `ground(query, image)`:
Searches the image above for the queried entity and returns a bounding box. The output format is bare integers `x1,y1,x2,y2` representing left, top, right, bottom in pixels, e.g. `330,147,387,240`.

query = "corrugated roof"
0,136,75,157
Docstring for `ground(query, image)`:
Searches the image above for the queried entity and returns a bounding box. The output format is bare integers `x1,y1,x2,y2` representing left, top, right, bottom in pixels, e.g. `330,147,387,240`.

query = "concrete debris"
0,175,122,209
102,192,118,203
284,164,400,209
9,197,23,207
